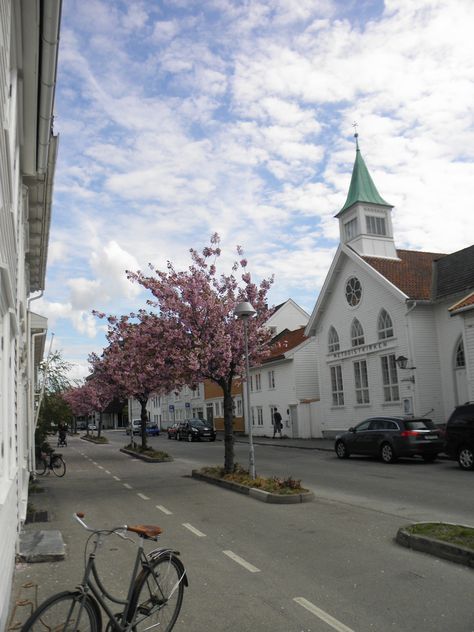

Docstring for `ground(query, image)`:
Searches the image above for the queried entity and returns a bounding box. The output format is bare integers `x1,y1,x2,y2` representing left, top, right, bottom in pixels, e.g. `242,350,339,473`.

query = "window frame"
366,215,387,236
381,354,400,402
377,309,394,340
354,359,370,404
330,365,344,406
328,326,340,353
351,318,365,347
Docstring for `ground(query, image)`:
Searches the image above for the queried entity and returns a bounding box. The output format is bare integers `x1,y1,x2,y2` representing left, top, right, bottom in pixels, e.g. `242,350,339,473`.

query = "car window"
369,420,383,430
404,419,434,430
191,419,205,427
384,421,399,430
356,420,371,432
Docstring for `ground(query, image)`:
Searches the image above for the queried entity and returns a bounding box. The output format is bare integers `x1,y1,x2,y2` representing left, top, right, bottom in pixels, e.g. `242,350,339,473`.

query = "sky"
39,0,474,380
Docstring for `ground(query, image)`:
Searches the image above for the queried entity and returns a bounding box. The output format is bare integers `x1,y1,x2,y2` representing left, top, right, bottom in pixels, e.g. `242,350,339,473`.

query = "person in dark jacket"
273,409,283,438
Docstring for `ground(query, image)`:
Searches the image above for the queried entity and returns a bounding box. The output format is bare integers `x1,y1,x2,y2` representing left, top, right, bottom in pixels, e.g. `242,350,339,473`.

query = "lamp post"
234,301,256,479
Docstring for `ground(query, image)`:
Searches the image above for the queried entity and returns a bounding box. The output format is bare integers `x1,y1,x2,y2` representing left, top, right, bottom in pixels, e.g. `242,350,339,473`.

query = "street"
12,432,474,632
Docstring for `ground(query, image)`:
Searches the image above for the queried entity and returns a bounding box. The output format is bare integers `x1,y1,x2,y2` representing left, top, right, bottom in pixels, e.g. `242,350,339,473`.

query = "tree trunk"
139,397,148,449
221,379,235,474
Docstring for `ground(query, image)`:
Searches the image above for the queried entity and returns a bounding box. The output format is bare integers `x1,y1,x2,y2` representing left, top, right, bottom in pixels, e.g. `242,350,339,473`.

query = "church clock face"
345,276,362,306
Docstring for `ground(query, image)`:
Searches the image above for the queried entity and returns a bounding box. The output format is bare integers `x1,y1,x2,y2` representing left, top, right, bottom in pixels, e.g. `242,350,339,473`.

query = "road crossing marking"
293,598,355,632
182,523,206,537
123,483,133,489
137,493,149,500
156,505,172,515
222,550,260,573
113,476,121,481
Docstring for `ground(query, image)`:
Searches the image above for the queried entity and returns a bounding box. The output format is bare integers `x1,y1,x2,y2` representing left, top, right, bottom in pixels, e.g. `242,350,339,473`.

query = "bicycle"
21,512,188,631
35,450,66,477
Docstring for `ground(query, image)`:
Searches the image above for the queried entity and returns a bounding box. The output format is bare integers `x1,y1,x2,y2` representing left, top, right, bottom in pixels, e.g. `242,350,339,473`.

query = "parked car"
167,423,180,440
334,416,443,463
87,423,97,431
177,418,216,442
146,422,160,436
444,403,474,470
126,419,142,435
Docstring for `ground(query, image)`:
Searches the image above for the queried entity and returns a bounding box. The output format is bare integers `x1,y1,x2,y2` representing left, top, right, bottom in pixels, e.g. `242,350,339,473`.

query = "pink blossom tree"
127,234,274,473
90,312,187,449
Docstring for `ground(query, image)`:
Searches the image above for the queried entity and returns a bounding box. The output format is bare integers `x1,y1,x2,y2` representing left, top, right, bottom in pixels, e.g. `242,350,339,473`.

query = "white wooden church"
305,136,474,437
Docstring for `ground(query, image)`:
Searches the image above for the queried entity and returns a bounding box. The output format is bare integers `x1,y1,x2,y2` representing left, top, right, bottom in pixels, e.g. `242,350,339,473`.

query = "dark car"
335,416,443,463
444,403,474,470
167,423,180,440
177,418,216,442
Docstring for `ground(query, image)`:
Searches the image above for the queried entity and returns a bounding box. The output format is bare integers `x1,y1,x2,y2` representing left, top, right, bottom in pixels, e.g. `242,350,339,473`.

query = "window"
256,407,263,425
381,354,399,402
251,407,255,425
344,218,358,240
250,375,254,392
455,339,465,368
268,370,275,389
255,373,261,391
351,319,365,347
354,360,370,404
378,309,394,340
330,365,344,406
328,326,340,353
345,277,362,306
366,215,386,235
236,398,242,416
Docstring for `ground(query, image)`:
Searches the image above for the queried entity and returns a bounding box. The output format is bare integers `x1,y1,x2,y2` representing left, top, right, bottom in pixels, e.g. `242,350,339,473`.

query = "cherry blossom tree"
127,234,274,473
90,312,187,449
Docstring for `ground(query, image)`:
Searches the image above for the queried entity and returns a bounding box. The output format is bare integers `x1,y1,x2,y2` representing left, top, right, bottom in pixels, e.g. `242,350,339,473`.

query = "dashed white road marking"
105,470,111,474
92,461,98,466
222,550,260,573
293,598,355,632
113,476,121,481
123,483,133,489
182,523,206,538
97,465,104,470
156,505,172,515
137,493,150,500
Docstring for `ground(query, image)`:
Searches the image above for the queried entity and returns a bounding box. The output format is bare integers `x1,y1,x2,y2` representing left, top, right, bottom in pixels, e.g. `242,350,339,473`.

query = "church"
305,136,474,437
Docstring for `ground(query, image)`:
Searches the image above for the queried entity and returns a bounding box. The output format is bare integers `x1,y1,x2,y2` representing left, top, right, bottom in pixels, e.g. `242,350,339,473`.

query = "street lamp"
234,301,256,479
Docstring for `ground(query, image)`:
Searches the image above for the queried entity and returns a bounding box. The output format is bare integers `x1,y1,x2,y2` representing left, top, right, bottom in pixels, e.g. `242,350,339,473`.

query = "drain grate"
25,511,49,524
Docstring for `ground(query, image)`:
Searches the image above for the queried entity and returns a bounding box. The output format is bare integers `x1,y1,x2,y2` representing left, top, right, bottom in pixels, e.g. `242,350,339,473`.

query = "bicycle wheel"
129,553,186,631
51,455,66,477
21,590,100,631
34,457,47,476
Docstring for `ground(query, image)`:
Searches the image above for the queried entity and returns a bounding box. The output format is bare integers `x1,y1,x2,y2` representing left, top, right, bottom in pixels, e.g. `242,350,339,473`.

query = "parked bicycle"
35,449,66,477
21,512,188,631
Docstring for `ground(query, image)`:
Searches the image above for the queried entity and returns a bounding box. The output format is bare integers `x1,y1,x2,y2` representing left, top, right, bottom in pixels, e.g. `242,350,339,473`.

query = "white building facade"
306,138,474,437
0,1,61,627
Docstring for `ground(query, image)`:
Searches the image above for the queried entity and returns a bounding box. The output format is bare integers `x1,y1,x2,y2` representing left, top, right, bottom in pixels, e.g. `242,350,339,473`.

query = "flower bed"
120,444,172,462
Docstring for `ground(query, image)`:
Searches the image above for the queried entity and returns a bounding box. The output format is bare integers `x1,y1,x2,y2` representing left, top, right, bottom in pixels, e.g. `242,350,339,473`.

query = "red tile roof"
263,327,307,363
361,249,446,299
449,292,474,313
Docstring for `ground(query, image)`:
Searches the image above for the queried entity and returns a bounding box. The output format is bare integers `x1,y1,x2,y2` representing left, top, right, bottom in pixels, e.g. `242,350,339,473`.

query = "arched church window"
455,339,465,368
378,309,394,340
328,327,340,353
345,277,362,307
351,319,365,347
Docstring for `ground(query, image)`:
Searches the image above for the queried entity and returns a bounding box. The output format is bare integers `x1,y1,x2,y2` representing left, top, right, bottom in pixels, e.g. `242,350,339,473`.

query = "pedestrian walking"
273,408,283,438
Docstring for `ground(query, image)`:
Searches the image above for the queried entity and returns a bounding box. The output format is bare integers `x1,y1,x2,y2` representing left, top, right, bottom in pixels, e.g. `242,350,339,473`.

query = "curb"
119,448,173,463
396,524,474,568
80,436,109,445
191,470,314,504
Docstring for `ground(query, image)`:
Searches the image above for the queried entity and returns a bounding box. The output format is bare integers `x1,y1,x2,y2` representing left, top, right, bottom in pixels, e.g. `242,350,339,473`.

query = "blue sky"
40,0,474,379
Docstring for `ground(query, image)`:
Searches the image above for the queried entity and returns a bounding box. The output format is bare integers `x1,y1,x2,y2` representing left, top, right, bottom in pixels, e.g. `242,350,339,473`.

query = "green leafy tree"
35,350,75,447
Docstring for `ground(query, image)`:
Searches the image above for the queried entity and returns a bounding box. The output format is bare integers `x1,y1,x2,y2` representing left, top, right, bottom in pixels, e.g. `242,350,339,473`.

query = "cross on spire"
352,121,359,149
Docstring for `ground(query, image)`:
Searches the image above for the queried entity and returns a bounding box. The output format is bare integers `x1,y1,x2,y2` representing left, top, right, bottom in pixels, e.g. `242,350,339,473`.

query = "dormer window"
344,218,358,241
366,215,386,236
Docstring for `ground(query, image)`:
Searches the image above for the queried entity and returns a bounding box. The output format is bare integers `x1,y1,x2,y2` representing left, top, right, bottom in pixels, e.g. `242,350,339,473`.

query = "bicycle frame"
71,515,179,631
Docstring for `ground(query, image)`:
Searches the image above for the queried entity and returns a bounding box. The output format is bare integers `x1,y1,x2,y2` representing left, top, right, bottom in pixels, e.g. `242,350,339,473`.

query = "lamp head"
234,301,256,319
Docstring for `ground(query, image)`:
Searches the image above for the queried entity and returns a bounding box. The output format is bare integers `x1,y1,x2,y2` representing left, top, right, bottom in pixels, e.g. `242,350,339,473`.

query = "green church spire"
336,134,392,216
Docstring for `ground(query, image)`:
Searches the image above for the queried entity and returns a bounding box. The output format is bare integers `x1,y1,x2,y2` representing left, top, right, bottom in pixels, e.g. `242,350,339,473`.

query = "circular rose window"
345,277,362,306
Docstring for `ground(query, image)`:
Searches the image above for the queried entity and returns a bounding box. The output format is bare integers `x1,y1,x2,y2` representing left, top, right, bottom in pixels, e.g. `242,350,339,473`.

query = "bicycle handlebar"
73,513,162,541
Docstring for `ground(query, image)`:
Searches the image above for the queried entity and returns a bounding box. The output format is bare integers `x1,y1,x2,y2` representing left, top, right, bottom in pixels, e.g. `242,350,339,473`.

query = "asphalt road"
12,432,474,632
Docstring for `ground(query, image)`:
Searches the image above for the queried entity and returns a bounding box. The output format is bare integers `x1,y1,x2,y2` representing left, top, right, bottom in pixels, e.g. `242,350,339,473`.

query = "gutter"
37,0,62,174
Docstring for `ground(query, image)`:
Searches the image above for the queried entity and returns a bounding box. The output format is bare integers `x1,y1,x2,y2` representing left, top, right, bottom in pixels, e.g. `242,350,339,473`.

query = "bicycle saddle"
127,524,163,539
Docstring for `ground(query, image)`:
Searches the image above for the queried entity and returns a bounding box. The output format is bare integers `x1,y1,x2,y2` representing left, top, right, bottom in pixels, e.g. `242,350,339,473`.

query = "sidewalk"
225,433,335,452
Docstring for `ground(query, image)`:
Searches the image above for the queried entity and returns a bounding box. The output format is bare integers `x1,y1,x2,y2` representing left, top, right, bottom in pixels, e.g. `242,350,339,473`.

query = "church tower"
336,135,398,259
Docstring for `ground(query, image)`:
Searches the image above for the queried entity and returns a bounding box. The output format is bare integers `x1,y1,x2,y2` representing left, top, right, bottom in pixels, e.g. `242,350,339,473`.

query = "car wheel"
335,441,349,459
187,433,193,442
458,446,474,470
210,437,216,442
422,454,437,463
380,442,397,463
